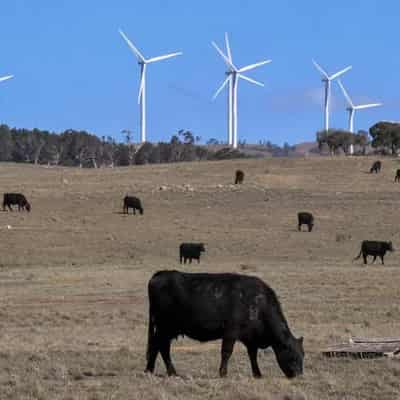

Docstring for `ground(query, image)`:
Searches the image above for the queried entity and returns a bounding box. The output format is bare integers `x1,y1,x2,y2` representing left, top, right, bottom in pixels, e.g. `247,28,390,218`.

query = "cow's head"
199,243,205,252
25,202,31,212
275,336,304,379
387,241,394,252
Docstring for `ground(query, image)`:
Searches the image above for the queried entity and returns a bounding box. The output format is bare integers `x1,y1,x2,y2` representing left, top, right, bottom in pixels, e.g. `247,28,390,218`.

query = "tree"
207,138,219,145
134,142,155,165
354,130,369,155
0,125,13,161
369,121,400,155
177,129,199,145
316,129,355,155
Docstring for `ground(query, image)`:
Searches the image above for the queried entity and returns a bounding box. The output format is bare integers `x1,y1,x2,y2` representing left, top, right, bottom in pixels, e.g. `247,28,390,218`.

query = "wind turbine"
212,33,271,149
337,79,382,155
312,60,352,132
119,29,182,143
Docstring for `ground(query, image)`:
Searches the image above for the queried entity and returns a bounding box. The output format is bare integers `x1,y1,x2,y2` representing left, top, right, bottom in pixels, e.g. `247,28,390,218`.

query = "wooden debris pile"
323,337,400,359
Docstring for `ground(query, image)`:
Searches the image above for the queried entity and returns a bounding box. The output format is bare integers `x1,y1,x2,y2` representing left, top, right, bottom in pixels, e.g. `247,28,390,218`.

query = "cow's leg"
372,255,377,264
189,258,192,264
245,344,262,378
363,254,367,265
298,223,301,232
198,257,200,263
219,336,236,377
159,338,177,376
145,337,159,374
133,208,136,215
380,255,384,265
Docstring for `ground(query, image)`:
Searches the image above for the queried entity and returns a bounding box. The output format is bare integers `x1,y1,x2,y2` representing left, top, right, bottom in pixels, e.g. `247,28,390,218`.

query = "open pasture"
0,157,400,399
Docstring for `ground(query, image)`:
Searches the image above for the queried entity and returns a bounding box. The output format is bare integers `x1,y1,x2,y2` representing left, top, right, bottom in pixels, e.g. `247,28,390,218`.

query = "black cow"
179,243,205,264
145,271,304,378
297,212,314,232
123,196,143,215
370,160,381,173
235,170,245,184
354,240,394,265
3,193,31,212
395,169,400,182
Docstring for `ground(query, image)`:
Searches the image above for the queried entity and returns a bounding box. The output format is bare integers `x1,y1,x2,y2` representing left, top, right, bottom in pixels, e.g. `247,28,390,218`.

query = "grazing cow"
3,193,31,212
123,196,143,215
235,170,245,184
145,271,304,378
179,243,205,264
354,240,394,265
370,160,381,173
297,212,314,232
395,169,400,182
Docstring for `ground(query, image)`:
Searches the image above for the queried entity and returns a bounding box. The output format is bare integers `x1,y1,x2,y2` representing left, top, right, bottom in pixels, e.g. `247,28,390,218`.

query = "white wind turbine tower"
337,79,382,155
312,60,352,132
212,33,271,149
119,29,182,143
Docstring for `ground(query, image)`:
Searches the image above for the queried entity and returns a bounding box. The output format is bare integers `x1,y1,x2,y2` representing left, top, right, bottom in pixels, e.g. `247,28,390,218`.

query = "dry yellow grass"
0,157,400,399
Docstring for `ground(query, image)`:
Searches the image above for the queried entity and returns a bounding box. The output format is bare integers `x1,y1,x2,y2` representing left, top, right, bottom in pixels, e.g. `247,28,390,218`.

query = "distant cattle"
179,243,205,264
297,212,314,232
354,240,394,265
370,160,382,173
3,193,31,212
145,270,304,378
123,196,143,215
235,170,245,184
395,169,400,182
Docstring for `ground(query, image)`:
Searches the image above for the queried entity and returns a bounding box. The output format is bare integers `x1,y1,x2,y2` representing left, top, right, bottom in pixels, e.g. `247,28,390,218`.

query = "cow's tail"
353,249,362,262
146,305,156,362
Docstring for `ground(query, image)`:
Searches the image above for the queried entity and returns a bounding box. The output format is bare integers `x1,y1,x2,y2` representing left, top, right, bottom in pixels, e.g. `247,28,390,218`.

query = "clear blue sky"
0,0,397,145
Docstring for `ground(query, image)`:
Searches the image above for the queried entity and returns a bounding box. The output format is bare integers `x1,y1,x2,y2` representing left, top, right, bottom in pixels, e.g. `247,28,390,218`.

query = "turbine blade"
225,32,232,63
212,41,236,70
212,75,230,100
0,75,13,83
238,73,264,87
146,52,182,63
312,59,329,78
354,103,382,110
329,65,352,80
238,60,272,73
119,29,146,62
337,80,354,108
